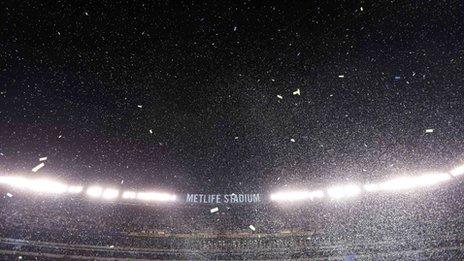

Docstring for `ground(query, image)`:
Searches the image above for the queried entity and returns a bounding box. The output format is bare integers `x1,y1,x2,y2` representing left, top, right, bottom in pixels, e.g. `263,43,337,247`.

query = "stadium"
2,0,464,260
1,164,464,259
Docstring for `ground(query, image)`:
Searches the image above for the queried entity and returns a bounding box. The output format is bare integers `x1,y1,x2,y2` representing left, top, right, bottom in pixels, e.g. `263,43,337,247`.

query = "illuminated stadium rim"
0,164,463,203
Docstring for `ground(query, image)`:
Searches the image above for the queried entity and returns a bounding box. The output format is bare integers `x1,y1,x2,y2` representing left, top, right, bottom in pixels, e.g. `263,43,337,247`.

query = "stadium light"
450,165,464,177
102,188,119,200
327,184,360,200
364,172,451,192
67,185,83,194
0,176,68,194
122,191,137,199
86,186,103,198
136,192,176,202
270,190,324,202
29,178,68,194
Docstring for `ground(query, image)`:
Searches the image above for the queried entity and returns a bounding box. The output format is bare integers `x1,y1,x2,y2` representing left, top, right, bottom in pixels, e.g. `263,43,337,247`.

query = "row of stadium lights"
0,176,176,202
271,165,464,202
0,164,463,203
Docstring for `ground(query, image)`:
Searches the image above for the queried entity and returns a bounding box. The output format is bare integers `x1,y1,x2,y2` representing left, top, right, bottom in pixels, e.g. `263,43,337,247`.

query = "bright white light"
270,190,324,202
450,165,464,177
0,176,67,194
136,192,176,202
86,186,103,198
67,185,83,194
327,184,360,200
102,188,119,200
122,191,137,199
29,178,68,194
364,173,451,192
0,176,28,187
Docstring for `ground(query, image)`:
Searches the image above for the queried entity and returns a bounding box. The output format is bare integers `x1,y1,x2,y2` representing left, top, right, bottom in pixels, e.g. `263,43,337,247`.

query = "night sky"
1,1,464,194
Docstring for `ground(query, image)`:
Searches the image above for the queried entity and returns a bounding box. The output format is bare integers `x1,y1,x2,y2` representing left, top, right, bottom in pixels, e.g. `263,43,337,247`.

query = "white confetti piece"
137,105,143,108
425,129,434,133
32,162,45,172
210,207,219,213
109,245,114,249
234,136,239,140
249,225,256,231
338,74,345,78
271,78,275,82
120,180,124,184
6,193,13,198
290,138,296,143
39,157,47,161
149,129,153,134
233,26,237,31
277,95,283,99
360,6,363,11
58,135,62,138
293,89,301,96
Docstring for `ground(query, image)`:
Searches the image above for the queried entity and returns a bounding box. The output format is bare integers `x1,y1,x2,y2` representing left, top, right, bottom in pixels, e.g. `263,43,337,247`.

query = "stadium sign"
185,193,261,204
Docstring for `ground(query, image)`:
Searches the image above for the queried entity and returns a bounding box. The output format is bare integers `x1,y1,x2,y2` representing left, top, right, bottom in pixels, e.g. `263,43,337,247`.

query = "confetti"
290,138,296,142
6,193,13,198
360,6,364,11
338,74,345,78
39,157,47,161
109,245,114,249
233,26,237,31
32,162,45,172
137,105,143,108
277,95,283,99
293,89,301,96
210,207,219,213
394,76,401,80
234,136,239,140
149,129,153,134
425,129,434,133
249,225,256,231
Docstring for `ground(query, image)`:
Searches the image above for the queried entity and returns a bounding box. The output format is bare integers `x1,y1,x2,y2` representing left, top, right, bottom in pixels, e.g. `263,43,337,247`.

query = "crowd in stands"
0,183,463,259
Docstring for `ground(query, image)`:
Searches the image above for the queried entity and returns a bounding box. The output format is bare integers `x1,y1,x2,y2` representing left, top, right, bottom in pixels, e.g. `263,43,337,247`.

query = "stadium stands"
1,182,464,259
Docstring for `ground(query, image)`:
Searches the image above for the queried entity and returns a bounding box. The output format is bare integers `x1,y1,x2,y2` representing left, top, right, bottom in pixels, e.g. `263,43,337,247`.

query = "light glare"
450,165,464,177
137,192,176,202
86,186,103,198
327,184,360,200
122,191,137,199
270,190,324,202
67,186,83,194
364,173,451,192
102,188,119,200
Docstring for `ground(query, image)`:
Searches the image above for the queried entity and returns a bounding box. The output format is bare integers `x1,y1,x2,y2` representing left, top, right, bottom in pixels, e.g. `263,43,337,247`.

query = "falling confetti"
39,157,48,161
360,6,364,11
6,193,13,198
293,89,301,96
290,138,296,142
32,163,45,172
249,225,256,231
277,95,283,99
338,74,345,78
425,129,434,133
149,129,153,134
210,207,219,213
137,105,143,108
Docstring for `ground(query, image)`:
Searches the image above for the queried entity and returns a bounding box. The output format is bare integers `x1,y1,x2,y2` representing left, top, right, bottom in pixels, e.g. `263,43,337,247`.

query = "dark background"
1,0,464,194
